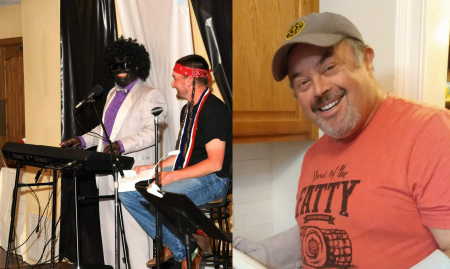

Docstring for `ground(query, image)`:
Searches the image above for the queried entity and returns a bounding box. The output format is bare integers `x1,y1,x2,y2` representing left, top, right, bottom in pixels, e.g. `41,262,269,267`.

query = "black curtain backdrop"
190,0,232,112
60,0,117,264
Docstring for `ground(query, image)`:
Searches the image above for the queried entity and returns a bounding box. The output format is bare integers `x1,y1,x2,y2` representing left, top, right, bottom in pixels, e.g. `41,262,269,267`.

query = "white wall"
233,143,274,242
233,141,315,240
272,140,315,234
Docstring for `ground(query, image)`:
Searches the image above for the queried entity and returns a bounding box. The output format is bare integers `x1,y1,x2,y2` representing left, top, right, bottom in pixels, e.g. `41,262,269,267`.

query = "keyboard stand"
5,162,58,269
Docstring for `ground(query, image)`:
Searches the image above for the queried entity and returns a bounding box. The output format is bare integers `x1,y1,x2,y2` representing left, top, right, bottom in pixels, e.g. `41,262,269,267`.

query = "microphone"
151,107,164,117
75,85,103,109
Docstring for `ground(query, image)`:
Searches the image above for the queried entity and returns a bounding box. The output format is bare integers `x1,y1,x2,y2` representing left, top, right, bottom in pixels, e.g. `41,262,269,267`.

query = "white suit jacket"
82,79,167,168
80,79,167,267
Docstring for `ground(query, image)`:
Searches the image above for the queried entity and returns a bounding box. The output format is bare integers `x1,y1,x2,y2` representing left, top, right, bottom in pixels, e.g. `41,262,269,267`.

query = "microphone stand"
89,97,125,269
151,107,163,269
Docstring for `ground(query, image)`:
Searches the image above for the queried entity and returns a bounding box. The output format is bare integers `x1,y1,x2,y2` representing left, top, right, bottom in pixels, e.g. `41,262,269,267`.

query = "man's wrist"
77,136,86,148
168,170,181,182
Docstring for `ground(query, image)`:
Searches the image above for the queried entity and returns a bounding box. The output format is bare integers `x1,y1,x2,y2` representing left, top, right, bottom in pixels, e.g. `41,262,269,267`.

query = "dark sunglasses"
112,62,133,70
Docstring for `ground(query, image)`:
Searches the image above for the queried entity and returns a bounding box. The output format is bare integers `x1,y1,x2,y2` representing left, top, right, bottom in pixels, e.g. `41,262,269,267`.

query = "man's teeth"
320,98,340,111
117,74,127,78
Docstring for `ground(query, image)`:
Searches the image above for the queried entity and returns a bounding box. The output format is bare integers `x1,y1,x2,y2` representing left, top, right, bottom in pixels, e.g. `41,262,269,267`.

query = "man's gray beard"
315,104,360,139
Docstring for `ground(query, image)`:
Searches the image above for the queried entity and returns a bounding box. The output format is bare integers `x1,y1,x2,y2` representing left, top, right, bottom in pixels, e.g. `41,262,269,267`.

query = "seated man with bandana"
118,54,232,269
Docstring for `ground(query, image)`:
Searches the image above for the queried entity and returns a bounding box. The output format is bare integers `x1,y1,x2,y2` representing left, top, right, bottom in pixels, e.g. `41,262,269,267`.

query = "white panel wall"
233,143,274,242
233,141,315,240
272,140,315,234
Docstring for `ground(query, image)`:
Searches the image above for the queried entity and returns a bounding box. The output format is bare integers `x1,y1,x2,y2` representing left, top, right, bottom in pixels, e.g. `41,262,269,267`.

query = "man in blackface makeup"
60,37,167,267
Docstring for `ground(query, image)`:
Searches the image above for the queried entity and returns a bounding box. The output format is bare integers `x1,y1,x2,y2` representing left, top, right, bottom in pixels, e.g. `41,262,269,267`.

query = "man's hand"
60,137,81,148
143,171,176,188
104,142,121,155
133,164,155,175
154,171,177,187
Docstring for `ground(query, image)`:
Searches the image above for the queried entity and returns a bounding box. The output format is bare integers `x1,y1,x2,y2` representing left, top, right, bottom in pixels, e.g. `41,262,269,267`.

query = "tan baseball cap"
272,12,364,81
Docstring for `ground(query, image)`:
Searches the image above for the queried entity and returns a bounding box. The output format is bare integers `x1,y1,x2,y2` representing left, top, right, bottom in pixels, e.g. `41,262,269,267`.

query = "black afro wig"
103,37,151,80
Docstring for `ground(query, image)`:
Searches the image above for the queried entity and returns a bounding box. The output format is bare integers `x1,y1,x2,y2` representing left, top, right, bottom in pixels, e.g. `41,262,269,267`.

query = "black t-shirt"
179,93,232,178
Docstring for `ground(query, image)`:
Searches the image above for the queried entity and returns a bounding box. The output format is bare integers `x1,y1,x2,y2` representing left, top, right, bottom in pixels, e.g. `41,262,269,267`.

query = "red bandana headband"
173,63,212,81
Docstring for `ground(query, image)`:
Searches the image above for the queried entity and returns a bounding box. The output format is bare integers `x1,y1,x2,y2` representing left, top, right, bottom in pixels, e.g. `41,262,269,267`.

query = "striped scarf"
173,88,211,170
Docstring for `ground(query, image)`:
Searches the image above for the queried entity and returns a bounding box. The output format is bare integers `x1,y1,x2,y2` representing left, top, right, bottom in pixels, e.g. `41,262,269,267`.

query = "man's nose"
312,76,331,97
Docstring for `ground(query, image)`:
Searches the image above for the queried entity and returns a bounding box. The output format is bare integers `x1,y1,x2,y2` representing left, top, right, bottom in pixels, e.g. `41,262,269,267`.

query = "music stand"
135,182,232,269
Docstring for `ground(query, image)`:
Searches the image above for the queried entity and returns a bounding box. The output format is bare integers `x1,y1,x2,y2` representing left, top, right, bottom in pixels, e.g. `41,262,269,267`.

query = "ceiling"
0,0,20,8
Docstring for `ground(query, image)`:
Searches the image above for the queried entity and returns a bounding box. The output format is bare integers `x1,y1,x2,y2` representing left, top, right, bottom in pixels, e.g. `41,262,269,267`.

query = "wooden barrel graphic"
300,226,352,268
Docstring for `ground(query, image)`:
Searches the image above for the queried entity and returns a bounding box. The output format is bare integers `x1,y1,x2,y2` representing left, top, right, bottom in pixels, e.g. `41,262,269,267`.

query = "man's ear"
186,76,194,87
363,46,375,71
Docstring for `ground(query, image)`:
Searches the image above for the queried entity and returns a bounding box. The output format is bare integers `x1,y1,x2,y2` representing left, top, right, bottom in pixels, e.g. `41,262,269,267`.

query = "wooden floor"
0,247,73,269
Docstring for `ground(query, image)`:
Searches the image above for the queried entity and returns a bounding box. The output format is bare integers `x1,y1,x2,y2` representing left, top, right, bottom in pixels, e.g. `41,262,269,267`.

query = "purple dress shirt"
79,79,139,153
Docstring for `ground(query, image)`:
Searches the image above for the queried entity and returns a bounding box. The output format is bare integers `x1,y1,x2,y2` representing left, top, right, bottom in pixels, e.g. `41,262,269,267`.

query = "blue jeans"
118,166,228,262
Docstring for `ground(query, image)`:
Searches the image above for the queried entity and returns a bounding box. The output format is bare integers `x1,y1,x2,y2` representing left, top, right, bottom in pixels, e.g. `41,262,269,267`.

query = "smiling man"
271,12,450,268
60,37,167,267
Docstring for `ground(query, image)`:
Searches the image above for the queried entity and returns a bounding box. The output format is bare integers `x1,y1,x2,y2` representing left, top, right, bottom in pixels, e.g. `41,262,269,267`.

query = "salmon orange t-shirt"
295,95,450,269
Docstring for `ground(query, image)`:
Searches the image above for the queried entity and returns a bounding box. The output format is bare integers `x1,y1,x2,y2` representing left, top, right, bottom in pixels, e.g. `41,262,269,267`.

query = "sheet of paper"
410,250,450,269
147,184,163,198
118,168,155,192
